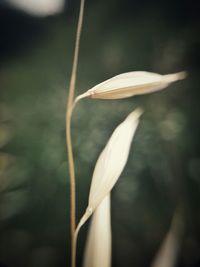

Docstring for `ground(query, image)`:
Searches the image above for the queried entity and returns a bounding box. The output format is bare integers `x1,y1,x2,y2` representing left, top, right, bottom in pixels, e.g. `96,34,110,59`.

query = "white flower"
83,194,111,267
75,71,186,101
75,108,142,235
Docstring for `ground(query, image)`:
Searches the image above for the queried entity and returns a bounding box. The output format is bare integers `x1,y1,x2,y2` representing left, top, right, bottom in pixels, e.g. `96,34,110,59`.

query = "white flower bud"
75,71,186,101
76,108,142,235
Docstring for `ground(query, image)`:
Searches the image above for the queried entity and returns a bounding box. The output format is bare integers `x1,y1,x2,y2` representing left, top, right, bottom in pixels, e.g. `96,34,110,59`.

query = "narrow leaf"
150,212,184,267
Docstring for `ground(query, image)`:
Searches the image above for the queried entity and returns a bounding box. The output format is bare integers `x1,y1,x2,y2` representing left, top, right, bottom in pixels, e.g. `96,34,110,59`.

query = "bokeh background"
0,0,200,266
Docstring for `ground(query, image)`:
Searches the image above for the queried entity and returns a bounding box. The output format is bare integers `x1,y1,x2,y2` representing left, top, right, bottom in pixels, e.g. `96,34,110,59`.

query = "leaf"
150,212,184,267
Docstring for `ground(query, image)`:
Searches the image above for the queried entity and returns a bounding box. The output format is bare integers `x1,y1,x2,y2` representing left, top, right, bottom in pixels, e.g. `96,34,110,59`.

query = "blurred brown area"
0,0,200,266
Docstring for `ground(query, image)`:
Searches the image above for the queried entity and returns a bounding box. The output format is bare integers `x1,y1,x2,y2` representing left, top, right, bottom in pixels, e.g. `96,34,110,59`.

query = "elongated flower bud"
75,108,142,235
75,71,186,101
83,194,111,267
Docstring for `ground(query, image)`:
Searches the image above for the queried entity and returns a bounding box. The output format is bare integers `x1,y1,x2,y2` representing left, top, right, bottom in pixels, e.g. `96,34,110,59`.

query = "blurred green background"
0,0,200,266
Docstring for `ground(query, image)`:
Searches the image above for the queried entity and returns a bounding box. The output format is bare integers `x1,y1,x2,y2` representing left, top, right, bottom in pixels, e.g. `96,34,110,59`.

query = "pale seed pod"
75,71,186,101
83,194,111,267
75,108,142,236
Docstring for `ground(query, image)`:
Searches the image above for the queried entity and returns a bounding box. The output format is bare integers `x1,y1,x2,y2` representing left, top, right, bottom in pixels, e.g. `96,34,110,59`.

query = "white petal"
83,194,111,267
75,71,186,101
76,108,142,235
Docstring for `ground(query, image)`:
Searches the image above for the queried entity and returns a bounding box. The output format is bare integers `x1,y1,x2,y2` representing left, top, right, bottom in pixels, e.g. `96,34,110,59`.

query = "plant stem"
66,0,85,267
67,0,85,108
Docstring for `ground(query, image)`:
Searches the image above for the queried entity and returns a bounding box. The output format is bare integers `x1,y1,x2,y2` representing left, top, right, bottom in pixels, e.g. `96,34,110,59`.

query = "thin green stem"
66,0,85,267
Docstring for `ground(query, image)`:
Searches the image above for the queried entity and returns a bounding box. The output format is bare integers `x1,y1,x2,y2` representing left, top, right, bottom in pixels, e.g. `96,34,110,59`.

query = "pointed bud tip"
75,91,91,103
164,71,188,83
176,71,188,80
75,206,94,238
129,107,144,120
